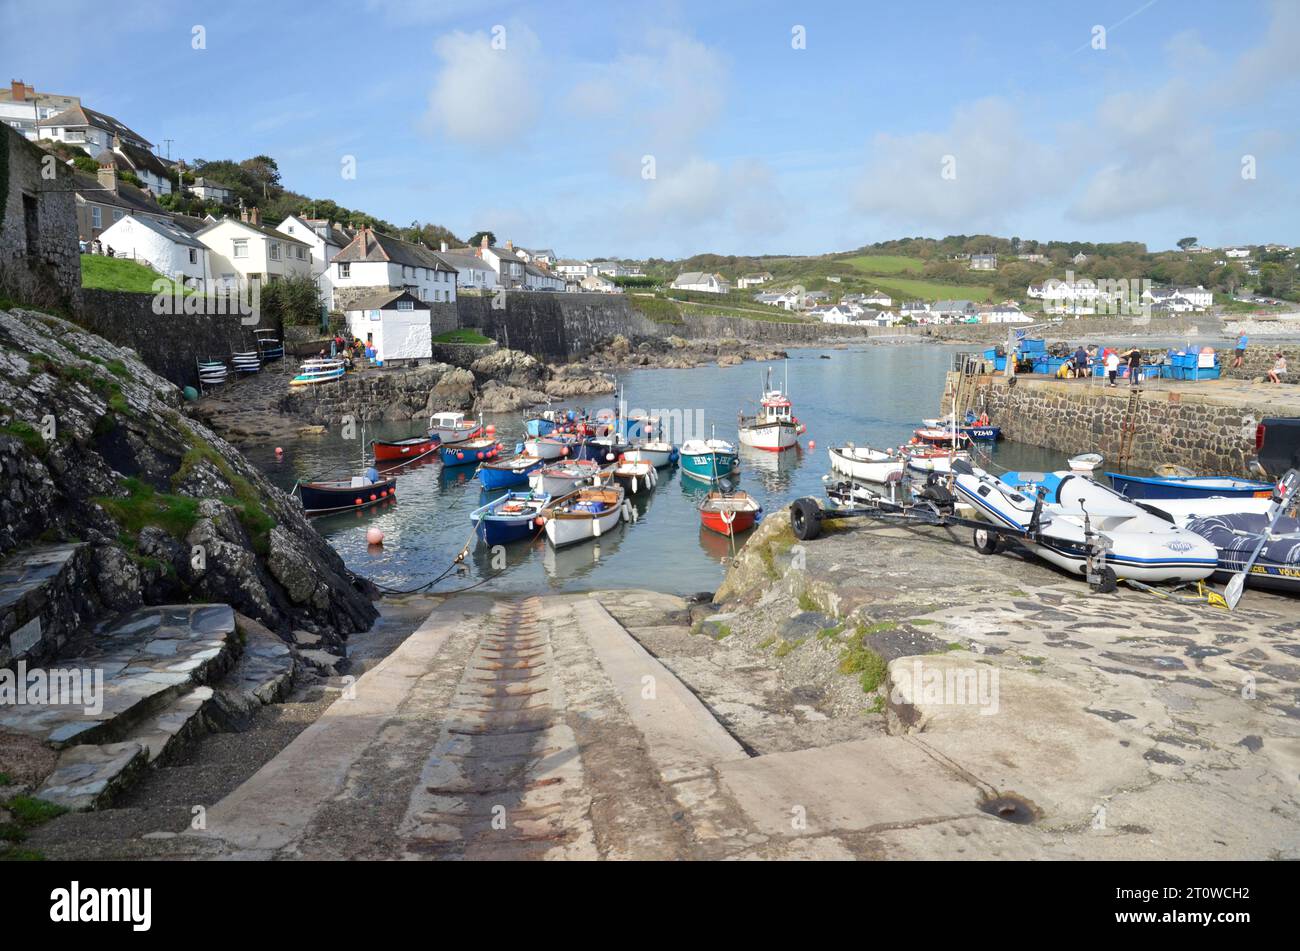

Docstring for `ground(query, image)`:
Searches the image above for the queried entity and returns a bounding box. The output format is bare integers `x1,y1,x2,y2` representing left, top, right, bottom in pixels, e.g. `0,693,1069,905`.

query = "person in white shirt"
1105,350,1120,387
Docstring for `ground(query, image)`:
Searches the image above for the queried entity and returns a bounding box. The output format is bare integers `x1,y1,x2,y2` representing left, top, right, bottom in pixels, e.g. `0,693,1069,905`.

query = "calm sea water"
246,345,1105,596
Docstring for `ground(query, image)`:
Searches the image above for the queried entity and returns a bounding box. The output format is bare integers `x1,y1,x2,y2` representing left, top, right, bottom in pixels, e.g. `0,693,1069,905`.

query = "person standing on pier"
1125,347,1143,387
1105,349,1120,387
1073,345,1089,378
1233,333,1249,369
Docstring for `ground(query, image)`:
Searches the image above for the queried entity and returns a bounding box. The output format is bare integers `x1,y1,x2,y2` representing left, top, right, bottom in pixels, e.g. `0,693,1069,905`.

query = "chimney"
440,240,448,252
480,234,488,250
358,227,368,255
240,207,249,223
96,165,118,195
11,80,25,102
505,239,512,250
248,207,262,226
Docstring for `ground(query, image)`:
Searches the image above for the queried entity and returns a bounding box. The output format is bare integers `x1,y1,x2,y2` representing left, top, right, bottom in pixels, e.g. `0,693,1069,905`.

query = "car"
1254,418,1300,479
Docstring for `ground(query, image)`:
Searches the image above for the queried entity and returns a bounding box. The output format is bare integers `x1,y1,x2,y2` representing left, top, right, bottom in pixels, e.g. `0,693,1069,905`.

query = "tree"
1177,237,1198,251
240,155,281,199
467,231,496,248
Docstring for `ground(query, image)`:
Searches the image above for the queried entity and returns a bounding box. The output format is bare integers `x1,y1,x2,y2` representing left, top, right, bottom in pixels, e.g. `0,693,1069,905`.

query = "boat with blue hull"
440,438,501,467
470,491,550,546
478,454,544,490
961,426,1001,442
1107,472,1274,500
679,438,740,483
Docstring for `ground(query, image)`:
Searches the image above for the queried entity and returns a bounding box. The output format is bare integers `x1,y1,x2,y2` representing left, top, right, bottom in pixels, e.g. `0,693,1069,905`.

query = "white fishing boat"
428,411,482,445
609,459,657,496
540,485,628,547
738,366,802,452
905,445,971,474
623,441,676,468
828,445,906,483
952,462,1219,584
523,434,575,461
529,459,602,497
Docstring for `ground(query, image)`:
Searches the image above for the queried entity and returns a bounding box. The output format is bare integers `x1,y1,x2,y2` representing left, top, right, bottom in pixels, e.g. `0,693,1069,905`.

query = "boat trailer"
789,471,1120,593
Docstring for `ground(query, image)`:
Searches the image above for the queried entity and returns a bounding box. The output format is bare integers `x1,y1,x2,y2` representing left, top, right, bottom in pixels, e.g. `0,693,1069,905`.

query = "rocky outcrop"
579,333,788,371
0,307,377,653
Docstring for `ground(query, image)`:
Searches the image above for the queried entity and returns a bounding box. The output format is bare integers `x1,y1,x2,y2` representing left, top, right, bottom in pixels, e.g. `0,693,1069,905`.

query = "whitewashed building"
276,214,355,305
196,209,314,288
979,302,1032,324
671,272,731,294
0,81,80,140
97,213,211,289
189,177,233,204
863,291,892,307
327,228,458,304
433,247,500,292
737,272,773,289
35,103,152,153
344,290,433,364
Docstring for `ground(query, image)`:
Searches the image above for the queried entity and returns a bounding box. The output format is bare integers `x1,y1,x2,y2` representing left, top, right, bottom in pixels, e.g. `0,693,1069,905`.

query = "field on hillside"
868,276,995,302
842,254,925,275
81,254,188,295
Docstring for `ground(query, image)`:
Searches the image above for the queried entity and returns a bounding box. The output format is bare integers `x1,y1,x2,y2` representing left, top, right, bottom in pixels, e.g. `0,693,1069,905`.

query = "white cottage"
96,213,211,289
196,209,313,288
344,290,432,364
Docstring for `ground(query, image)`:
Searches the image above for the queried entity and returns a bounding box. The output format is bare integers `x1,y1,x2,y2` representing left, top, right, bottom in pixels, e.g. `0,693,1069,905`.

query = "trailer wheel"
972,527,999,555
790,498,822,541
1089,566,1118,594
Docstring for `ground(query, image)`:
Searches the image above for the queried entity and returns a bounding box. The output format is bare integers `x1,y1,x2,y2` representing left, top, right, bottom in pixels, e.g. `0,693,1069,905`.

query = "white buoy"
366,527,384,545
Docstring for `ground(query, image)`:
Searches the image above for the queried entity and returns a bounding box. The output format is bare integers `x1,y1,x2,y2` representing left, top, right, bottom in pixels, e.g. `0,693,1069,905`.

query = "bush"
260,275,321,327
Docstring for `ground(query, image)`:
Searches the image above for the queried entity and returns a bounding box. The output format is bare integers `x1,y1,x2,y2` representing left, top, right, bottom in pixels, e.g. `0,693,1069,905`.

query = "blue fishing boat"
478,453,545,489
679,438,740,483
440,438,501,468
523,413,559,438
960,426,1002,442
1107,472,1274,501
470,491,550,545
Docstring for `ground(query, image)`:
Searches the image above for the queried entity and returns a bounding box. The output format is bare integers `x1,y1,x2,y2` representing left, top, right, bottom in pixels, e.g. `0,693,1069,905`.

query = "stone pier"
944,370,1300,475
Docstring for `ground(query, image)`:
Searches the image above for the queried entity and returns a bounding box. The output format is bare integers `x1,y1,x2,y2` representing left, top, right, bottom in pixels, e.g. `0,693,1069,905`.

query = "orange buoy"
808,440,816,449
369,493,377,501
354,497,363,505
485,424,497,436
366,527,384,545
456,451,464,459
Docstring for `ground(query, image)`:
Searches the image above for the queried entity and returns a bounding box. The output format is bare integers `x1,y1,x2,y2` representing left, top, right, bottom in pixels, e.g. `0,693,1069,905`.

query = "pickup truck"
1255,418,1300,478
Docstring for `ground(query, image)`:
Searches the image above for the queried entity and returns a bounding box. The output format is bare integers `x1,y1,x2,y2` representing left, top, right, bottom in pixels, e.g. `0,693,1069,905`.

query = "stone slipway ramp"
173,589,1300,860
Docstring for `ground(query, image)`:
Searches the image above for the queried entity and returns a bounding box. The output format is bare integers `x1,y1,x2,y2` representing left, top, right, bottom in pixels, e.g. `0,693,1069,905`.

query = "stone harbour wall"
679,313,903,343
457,292,665,360
0,126,82,314
952,373,1271,476
1220,344,1300,380
925,313,1222,345
279,362,465,424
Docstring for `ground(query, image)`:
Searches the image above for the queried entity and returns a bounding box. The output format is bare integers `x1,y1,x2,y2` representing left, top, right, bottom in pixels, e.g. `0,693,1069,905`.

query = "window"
232,239,248,259
269,241,281,261
112,210,123,222
397,300,414,311
294,246,304,260
67,130,84,142
91,206,102,230
188,248,198,264
338,262,350,278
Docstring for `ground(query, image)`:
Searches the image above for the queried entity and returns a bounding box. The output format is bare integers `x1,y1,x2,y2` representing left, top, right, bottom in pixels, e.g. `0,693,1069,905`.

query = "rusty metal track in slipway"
400,597,595,858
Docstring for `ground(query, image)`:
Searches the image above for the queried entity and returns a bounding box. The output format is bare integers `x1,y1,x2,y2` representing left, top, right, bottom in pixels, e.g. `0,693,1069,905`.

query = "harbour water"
247,344,1102,596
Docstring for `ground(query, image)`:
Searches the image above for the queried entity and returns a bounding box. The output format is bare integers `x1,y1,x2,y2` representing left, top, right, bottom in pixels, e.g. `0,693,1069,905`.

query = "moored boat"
699,490,763,536
529,459,602,497
913,427,971,447
540,485,627,547
428,411,482,445
524,433,581,461
828,445,906,483
470,490,550,546
477,453,544,490
1106,471,1275,500
960,425,1001,442
905,445,971,474
297,467,396,514
439,438,500,467
738,368,802,452
372,433,441,464
610,459,657,496
624,441,677,469
679,438,740,483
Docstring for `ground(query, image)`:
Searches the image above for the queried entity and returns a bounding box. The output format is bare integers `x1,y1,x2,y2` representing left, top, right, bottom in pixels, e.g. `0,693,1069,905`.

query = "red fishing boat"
913,427,971,447
698,491,763,536
372,433,440,463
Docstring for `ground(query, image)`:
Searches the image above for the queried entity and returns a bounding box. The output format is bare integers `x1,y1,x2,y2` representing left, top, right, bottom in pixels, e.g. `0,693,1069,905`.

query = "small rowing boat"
290,358,346,387
297,467,396,514
439,438,500,467
699,490,762,536
478,453,545,490
372,434,441,463
540,485,627,547
1107,471,1275,500
679,438,740,483
529,459,602,497
623,441,677,469
428,412,482,445
524,433,581,461
828,445,906,483
905,445,971,474
610,459,657,496
913,427,971,447
470,490,550,545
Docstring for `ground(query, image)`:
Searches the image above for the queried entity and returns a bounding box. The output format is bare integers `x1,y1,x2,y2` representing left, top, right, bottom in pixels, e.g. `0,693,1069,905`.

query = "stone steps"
0,604,299,811
0,542,92,668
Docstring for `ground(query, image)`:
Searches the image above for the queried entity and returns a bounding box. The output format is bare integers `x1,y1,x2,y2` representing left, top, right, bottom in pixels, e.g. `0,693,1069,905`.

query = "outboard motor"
916,478,956,514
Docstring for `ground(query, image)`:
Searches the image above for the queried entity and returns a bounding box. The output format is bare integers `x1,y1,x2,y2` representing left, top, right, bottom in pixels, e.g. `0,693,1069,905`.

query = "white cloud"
423,23,542,149
852,98,1067,230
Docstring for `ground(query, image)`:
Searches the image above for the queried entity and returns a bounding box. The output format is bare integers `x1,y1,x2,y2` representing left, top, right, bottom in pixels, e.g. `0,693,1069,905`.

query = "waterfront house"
671,272,731,294
196,208,313,289
899,300,930,320
970,254,997,271
96,213,211,289
737,271,773,289
276,214,355,305
1143,284,1212,312
525,263,566,291
930,299,978,320
328,226,458,308
73,166,172,243
343,289,433,364
554,259,595,282
432,245,500,293
465,238,527,288
863,290,892,307
978,302,1031,324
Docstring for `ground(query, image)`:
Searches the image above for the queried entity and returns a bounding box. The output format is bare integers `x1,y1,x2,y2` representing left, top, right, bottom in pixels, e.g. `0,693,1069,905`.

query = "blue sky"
4,0,1298,258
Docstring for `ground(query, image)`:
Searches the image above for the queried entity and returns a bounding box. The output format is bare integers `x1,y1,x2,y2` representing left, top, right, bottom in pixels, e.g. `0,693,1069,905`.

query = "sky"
4,0,1298,259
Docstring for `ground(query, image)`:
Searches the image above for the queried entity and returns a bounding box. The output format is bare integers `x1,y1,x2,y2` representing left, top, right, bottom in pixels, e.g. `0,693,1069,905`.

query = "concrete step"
0,542,92,667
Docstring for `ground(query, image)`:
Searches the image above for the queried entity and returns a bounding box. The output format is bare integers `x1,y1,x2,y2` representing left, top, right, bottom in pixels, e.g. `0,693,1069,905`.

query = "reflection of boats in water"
738,441,802,489
468,533,542,575
540,524,628,583
696,524,741,562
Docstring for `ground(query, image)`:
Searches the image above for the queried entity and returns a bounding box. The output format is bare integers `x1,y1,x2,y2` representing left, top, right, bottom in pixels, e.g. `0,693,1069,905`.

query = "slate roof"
344,289,429,311
38,104,151,147
334,230,455,271
195,216,312,247
73,172,168,217
116,213,206,249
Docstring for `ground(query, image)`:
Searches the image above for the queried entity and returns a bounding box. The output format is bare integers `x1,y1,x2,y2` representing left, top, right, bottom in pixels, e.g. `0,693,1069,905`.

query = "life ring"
354,497,363,505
